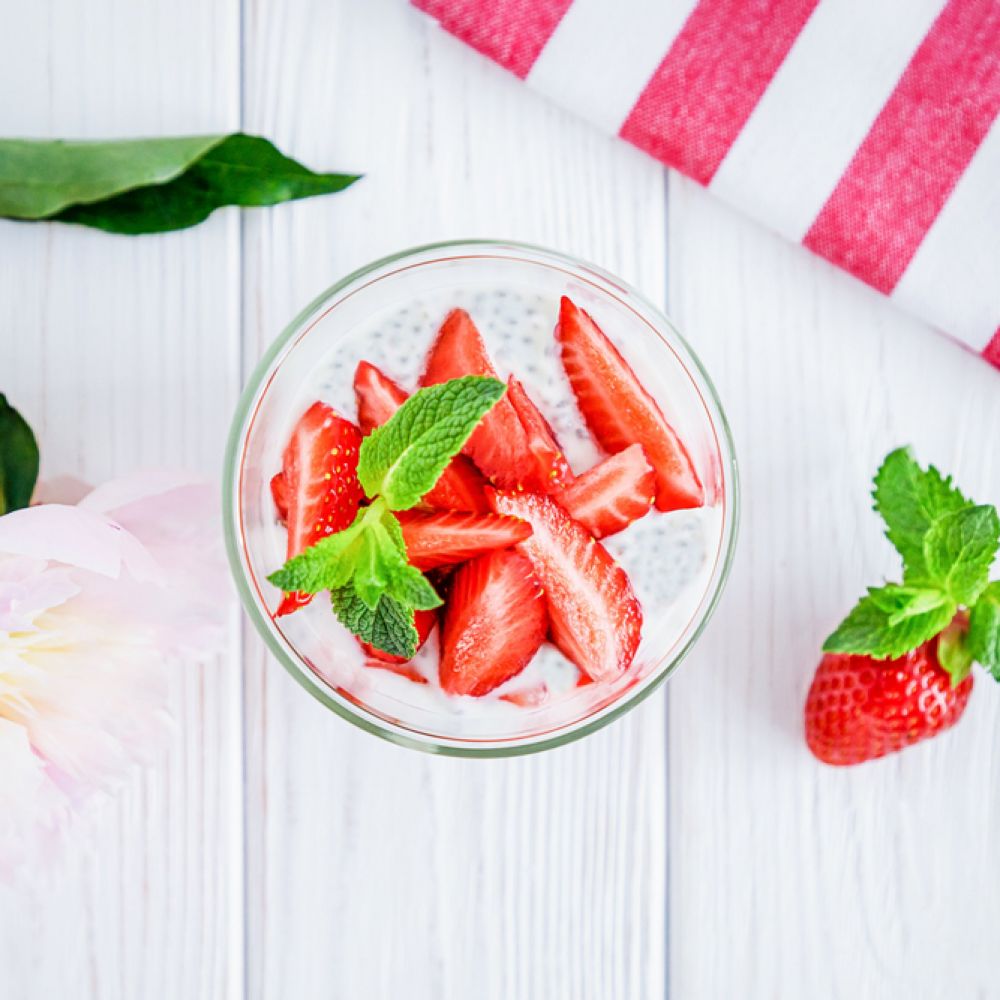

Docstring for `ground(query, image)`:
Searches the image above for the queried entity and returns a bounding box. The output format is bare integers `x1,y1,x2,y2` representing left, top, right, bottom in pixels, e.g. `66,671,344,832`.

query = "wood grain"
240,1,668,997
667,173,1000,999
0,2,244,997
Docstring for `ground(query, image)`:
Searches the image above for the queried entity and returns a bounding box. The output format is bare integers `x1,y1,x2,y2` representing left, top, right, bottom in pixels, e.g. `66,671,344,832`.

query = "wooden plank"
240,1,670,996
667,174,1000,998
0,2,244,997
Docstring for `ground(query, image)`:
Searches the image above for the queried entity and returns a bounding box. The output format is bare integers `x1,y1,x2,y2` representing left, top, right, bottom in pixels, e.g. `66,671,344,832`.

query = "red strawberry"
353,360,488,512
506,376,573,492
439,549,547,697
556,296,703,512
275,402,364,616
270,472,288,523
420,309,541,490
488,489,642,682
361,607,437,678
556,443,655,538
804,636,974,766
397,509,532,570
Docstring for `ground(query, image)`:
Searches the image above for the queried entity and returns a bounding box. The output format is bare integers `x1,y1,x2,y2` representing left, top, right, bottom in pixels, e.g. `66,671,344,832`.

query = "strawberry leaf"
921,505,999,606
824,586,957,659
873,447,971,580
358,376,505,510
968,581,1000,681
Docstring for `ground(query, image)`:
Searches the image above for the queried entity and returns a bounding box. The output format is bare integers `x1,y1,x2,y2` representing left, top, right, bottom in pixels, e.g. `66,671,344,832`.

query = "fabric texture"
414,0,1000,370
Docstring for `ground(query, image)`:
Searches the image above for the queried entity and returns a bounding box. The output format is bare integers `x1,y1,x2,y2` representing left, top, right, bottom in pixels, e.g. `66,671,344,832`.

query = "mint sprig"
358,375,505,510
268,375,505,658
824,447,1000,686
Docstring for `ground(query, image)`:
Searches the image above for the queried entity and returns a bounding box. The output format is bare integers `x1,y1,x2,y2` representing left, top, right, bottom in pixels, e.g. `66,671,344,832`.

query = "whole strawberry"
806,448,1000,766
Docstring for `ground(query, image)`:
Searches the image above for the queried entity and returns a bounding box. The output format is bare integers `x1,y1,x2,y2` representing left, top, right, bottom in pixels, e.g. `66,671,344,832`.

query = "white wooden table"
3,2,1000,997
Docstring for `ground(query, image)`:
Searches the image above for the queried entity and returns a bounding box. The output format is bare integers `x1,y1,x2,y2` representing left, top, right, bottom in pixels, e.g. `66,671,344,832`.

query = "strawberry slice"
275,401,364,616
397,509,532,570
555,443,655,538
506,376,573,492
420,309,541,490
360,607,437,680
488,489,642,682
353,360,488,512
500,682,549,707
556,296,703,512
270,472,289,522
439,549,547,696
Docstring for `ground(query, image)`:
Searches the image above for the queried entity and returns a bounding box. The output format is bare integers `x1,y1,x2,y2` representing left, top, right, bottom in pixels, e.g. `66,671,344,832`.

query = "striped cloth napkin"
413,0,1000,370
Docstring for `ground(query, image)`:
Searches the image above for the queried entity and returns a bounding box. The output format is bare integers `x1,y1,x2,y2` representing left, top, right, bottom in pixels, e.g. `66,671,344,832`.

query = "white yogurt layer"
269,284,724,740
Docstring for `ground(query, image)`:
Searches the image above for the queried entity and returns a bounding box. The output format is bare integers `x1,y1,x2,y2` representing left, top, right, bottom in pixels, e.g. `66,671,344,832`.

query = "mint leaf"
937,621,974,685
823,586,957,659
922,505,999,606
866,583,950,625
0,394,39,515
0,134,360,235
873,447,971,579
331,585,418,660
266,511,366,593
968,581,1000,680
358,376,505,510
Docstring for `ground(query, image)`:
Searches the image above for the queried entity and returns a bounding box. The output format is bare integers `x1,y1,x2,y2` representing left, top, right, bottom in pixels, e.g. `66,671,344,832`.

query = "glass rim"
223,238,740,758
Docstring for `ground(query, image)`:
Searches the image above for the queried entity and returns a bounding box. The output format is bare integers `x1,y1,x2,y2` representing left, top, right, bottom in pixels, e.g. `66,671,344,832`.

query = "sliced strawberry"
360,607,437,677
488,489,642,682
353,360,488,512
270,472,288,523
506,376,573,492
556,296,703,512
275,402,364,616
500,682,549,707
420,309,541,490
439,549,547,697
555,443,655,538
353,359,408,435
397,509,532,570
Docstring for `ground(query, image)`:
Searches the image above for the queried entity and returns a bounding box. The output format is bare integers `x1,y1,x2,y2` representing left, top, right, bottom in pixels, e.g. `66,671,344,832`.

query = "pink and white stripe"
414,0,1000,370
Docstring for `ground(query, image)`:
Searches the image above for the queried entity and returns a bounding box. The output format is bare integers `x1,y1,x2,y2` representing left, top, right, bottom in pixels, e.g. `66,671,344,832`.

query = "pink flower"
0,472,227,880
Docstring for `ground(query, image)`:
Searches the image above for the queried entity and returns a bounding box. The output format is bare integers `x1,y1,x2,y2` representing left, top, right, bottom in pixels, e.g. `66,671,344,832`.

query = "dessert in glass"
224,240,737,755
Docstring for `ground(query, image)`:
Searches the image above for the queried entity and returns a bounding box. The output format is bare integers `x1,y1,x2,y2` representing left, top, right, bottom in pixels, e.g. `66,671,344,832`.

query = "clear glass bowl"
224,240,738,756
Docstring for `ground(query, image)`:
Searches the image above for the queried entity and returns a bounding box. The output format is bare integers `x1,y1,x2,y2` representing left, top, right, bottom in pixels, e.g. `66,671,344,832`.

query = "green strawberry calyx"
823,447,1000,686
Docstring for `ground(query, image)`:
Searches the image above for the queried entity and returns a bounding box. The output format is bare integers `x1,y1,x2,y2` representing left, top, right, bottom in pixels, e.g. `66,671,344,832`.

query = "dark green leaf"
968,581,1000,681
330,585,418,660
358,376,505,510
0,394,39,514
0,134,360,234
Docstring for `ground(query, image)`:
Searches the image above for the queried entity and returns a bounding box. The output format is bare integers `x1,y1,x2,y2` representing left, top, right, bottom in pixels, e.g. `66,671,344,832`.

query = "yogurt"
264,284,724,741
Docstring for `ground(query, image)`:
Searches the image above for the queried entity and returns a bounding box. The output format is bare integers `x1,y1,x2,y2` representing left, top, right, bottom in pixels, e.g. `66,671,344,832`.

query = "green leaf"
922,505,999,606
330,585,418,660
0,394,39,514
357,376,505,510
266,511,366,593
823,586,957,659
937,621,974,686
968,581,1000,681
0,134,360,234
866,583,950,625
872,447,972,579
